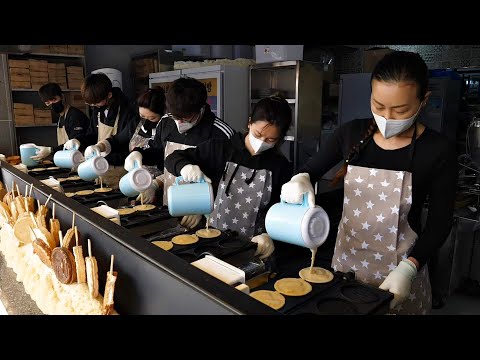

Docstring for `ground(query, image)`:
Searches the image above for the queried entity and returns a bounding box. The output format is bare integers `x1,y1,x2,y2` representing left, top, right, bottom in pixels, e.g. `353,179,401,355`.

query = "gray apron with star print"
128,119,162,179
209,161,273,240
332,126,431,315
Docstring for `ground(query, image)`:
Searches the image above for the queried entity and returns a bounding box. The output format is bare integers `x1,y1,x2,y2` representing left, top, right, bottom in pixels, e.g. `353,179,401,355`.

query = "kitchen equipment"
167,176,214,217
53,143,84,169
265,194,330,250
19,143,39,167
77,150,108,181
119,161,152,197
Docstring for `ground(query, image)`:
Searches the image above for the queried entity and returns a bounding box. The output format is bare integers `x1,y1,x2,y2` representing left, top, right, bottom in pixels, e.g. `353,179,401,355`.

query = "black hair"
81,73,112,104
166,77,207,118
38,83,63,102
249,93,292,143
137,88,166,116
332,50,428,186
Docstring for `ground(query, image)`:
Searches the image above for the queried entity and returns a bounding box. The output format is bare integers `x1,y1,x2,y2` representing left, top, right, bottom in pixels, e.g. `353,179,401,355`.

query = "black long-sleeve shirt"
165,132,293,208
106,117,156,154
135,109,235,169
53,106,90,153
300,118,458,268
82,87,139,165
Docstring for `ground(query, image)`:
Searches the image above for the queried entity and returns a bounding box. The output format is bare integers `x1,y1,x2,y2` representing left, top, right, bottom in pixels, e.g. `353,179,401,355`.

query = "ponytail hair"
331,119,378,187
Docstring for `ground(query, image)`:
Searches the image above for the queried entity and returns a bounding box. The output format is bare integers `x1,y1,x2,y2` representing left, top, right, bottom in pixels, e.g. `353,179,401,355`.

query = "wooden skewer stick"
44,194,52,206
52,203,56,220
110,254,114,274
72,212,75,229
28,225,37,239
59,230,63,247
100,177,103,189
15,183,20,198
24,187,28,211
88,239,92,257
37,200,41,212
25,185,28,197
1,207,10,222
29,212,38,228
29,183,33,197
140,192,144,206
75,226,79,247
11,180,14,193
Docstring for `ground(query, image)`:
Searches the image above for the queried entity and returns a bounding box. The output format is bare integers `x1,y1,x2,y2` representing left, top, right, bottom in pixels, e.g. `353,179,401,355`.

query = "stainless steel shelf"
11,89,81,92
251,98,296,104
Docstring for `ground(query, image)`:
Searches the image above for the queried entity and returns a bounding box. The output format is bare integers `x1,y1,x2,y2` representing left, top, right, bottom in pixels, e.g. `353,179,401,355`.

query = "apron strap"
225,163,239,197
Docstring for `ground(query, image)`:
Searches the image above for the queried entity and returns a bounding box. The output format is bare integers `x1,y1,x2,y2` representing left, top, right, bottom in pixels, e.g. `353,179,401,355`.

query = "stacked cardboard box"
14,103,34,126
29,59,49,90
66,66,84,89
49,45,68,54
48,63,68,89
67,45,85,55
34,45,50,54
9,59,31,89
34,109,52,125
66,92,87,114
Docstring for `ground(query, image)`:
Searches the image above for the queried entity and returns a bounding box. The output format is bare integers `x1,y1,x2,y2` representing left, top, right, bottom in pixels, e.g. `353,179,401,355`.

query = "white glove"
136,180,159,203
125,151,143,171
379,259,417,309
84,144,103,159
251,233,275,260
31,146,51,160
64,139,80,150
180,214,203,229
180,164,211,183
280,172,315,208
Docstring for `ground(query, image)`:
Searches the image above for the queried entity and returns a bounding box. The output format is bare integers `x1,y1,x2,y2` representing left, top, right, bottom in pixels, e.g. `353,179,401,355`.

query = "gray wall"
85,45,172,101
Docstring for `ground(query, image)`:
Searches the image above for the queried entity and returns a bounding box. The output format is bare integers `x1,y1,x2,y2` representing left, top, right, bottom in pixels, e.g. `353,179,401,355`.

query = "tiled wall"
336,45,480,75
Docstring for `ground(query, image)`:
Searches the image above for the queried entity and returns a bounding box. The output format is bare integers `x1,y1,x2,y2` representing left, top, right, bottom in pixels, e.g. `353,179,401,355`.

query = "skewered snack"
51,231,77,285
102,255,117,315
29,226,52,268
49,204,60,246
72,227,86,284
85,239,99,299
13,216,36,245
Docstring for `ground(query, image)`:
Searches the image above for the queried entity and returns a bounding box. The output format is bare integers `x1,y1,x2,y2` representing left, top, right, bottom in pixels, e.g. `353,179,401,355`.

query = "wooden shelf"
16,124,57,128
8,52,85,59
11,89,81,92
251,98,296,104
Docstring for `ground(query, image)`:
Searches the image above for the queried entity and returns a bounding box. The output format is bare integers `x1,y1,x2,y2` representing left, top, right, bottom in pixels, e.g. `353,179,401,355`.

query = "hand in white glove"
125,151,143,171
251,233,275,260
180,214,203,230
84,144,103,159
180,164,211,183
31,146,51,161
379,259,418,309
64,139,80,150
136,179,159,203
280,172,315,208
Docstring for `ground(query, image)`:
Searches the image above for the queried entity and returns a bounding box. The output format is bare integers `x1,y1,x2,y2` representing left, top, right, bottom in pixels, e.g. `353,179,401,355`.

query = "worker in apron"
31,83,89,161
84,89,166,187
65,73,138,188
165,95,293,258
124,77,235,228
280,51,457,314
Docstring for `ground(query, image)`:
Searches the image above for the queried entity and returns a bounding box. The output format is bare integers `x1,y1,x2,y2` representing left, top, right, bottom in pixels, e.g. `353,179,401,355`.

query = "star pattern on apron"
210,161,272,240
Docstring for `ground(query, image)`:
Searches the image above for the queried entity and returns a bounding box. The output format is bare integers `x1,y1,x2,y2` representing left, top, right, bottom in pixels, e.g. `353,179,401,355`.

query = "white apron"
128,120,162,178
332,126,431,315
56,106,70,145
162,141,195,205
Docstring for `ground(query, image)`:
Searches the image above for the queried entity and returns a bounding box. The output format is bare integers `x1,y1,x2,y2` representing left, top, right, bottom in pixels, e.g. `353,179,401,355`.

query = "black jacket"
53,106,90,153
107,117,157,154
165,132,293,208
135,109,235,169
83,87,139,165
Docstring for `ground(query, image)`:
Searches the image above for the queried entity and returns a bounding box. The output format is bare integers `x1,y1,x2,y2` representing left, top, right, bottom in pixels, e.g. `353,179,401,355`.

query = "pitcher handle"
175,176,206,186
281,193,309,207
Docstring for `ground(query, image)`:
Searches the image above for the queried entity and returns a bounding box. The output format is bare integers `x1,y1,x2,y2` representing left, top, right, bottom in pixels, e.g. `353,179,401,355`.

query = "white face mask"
173,106,204,134
372,104,423,139
249,132,275,154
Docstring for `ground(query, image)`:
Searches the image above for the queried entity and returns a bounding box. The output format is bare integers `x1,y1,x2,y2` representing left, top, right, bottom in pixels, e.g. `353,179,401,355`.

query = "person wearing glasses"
63,72,138,187
83,88,166,178
124,77,235,230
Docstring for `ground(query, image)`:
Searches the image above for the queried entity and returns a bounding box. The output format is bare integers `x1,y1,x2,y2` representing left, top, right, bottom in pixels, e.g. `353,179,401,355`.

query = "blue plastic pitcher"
167,176,214,217
20,143,40,167
77,149,109,181
53,142,84,169
265,194,330,249
119,160,152,197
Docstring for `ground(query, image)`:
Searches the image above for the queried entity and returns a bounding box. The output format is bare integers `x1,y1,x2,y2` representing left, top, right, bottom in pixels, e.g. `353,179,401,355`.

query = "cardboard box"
34,109,52,125
67,45,85,55
50,45,68,54
29,59,48,72
10,80,31,89
10,73,31,82
66,66,83,74
362,48,394,73
15,114,35,126
255,45,304,63
34,45,50,54
8,59,29,69
13,103,33,116
9,67,30,75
